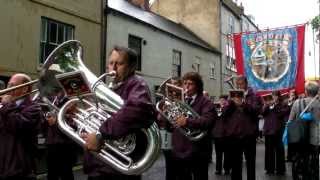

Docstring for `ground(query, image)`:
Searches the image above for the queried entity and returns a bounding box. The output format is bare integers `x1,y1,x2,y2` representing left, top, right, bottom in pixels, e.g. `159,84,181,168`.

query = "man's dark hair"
110,46,138,72
182,72,203,95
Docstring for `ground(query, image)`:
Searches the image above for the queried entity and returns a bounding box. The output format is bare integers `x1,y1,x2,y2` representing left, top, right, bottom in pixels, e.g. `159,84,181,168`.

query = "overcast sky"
238,0,320,78
238,0,318,29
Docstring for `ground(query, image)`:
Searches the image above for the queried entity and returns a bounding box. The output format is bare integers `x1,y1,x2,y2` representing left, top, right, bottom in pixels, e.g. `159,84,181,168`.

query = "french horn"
39,40,161,175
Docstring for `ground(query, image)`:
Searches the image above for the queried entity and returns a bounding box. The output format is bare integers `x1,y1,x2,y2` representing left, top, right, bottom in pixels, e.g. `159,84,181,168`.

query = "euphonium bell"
39,40,161,175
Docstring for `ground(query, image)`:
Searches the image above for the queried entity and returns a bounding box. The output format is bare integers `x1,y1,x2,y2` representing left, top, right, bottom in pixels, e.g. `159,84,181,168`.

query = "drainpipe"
100,0,107,74
219,0,223,95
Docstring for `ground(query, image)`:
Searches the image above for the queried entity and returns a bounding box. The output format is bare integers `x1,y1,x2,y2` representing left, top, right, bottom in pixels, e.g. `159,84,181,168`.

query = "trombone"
0,80,39,103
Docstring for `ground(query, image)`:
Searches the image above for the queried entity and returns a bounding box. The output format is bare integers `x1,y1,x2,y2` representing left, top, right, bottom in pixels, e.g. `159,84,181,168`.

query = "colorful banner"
234,25,305,94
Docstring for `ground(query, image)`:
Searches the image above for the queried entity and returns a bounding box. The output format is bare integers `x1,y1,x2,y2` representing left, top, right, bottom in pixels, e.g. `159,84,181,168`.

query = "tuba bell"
39,40,161,175
155,77,206,141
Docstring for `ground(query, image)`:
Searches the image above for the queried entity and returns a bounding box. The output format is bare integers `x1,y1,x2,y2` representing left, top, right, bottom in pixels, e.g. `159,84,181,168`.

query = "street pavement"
39,141,293,180
67,141,294,180
142,141,293,180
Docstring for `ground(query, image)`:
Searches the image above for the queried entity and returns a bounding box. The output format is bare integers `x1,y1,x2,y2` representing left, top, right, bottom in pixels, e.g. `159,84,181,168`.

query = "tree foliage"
311,15,320,30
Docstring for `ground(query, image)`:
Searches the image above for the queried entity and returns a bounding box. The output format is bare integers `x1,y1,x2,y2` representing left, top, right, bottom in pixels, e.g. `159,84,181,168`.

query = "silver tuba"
39,40,161,175
155,78,206,141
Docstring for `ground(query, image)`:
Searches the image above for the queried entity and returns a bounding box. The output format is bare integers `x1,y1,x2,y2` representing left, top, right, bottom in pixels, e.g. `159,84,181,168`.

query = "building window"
243,20,250,32
172,50,182,77
228,16,235,34
40,17,74,64
128,35,142,71
225,41,236,72
210,63,215,79
192,56,201,73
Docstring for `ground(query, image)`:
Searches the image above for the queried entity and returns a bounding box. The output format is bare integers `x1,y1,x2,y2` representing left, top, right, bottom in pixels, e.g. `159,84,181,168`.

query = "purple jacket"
212,107,227,138
262,103,288,135
0,97,41,178
83,75,156,176
223,88,262,138
41,97,74,145
171,94,216,160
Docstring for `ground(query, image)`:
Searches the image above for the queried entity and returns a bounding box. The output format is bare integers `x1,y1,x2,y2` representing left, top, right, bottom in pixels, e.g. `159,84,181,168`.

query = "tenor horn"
155,77,206,141
39,40,161,175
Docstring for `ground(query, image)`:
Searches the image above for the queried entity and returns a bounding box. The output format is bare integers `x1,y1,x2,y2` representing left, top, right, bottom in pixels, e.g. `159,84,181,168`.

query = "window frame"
172,49,182,77
210,62,216,79
225,40,237,72
39,17,75,64
228,16,235,34
128,34,142,71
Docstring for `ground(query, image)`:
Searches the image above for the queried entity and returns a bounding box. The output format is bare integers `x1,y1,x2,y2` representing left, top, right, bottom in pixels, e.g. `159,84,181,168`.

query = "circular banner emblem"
250,40,291,83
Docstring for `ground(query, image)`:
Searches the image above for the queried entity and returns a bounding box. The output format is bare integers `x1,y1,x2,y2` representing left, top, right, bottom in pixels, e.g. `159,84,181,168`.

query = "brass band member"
82,46,156,180
212,95,231,175
156,77,182,180
41,92,76,180
261,91,286,175
223,75,262,180
0,73,42,180
169,72,216,180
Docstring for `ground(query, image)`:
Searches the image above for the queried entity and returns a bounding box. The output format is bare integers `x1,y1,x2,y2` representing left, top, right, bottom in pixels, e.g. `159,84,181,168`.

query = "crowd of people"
0,45,320,180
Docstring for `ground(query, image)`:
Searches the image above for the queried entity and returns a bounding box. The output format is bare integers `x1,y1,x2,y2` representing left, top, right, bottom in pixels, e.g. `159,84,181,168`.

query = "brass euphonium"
155,78,206,141
39,40,161,175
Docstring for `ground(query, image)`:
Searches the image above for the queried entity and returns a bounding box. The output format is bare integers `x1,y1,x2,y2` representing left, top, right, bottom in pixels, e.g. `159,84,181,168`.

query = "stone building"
107,0,221,99
0,0,103,82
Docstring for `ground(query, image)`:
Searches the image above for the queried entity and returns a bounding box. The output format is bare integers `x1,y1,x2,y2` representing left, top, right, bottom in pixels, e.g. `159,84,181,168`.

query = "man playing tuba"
82,46,156,180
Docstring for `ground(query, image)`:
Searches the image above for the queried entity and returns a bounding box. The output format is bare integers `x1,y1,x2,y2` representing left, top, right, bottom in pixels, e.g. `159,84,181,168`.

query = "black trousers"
227,136,256,180
88,174,141,180
169,156,209,180
264,134,286,173
47,144,75,180
214,137,231,173
163,150,175,180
